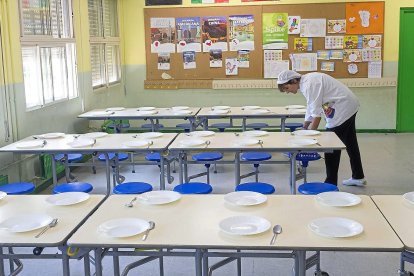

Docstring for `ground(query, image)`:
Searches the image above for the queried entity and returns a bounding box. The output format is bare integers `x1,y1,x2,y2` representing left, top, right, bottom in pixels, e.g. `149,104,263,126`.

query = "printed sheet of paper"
157,53,171,70
183,51,196,69
202,16,228,52
321,61,335,72
343,49,362,62
325,36,344,49
225,58,238,75
176,17,202,53
368,61,382,78
237,50,250,68
362,49,381,61
363,35,382,49
209,49,223,68
317,50,331,60
262,13,288,49
327,19,346,33
288,16,301,34
150,18,176,53
264,60,289,79
330,50,344,60
344,35,363,49
290,53,317,71
294,38,312,52
300,19,326,37
229,15,255,51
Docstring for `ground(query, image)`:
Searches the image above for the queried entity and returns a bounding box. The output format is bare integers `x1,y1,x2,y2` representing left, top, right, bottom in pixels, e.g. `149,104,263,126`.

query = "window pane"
102,0,118,37
40,47,54,104
22,47,43,108
106,44,121,84
51,47,68,100
66,44,78,99
88,0,102,37
21,0,52,36
90,44,105,87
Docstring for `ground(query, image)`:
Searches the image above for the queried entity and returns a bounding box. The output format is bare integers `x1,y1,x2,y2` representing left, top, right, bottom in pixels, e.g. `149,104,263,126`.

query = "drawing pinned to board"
294,38,312,52
229,15,255,51
201,16,228,52
209,49,223,68
183,51,196,69
327,19,346,33
157,53,171,70
237,50,250,68
330,50,344,60
290,53,317,71
262,13,288,49
288,16,301,34
362,35,382,49
176,17,201,53
343,49,362,62
325,36,344,50
225,58,238,75
347,63,358,74
343,35,363,49
300,19,326,37
150,18,176,53
321,61,335,72
317,50,331,60
362,48,381,61
346,2,384,34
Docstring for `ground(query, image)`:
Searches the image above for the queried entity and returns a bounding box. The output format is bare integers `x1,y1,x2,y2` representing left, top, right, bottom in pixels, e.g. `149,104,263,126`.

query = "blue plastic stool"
53,182,93,194
174,182,213,194
298,182,339,195
241,152,272,182
0,182,35,195
285,123,303,132
145,152,161,162
191,152,224,184
245,122,269,130
108,123,130,133
235,182,275,194
113,182,153,194
98,152,129,161
97,153,129,185
54,153,84,182
176,123,192,132
285,152,321,183
210,123,231,132
141,123,164,131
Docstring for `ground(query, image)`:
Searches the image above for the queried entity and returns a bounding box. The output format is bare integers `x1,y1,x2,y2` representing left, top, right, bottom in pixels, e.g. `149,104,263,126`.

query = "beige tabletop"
0,195,105,246
0,133,178,153
68,195,401,251
197,107,306,117
371,195,414,250
168,132,345,152
78,107,200,119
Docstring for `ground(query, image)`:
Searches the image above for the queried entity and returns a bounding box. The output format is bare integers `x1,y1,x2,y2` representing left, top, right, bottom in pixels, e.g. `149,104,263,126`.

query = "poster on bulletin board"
346,2,384,34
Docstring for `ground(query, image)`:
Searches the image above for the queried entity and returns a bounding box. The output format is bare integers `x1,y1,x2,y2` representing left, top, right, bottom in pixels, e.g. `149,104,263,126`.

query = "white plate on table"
250,109,270,114
242,130,268,137
173,110,192,115
288,109,307,114
123,140,152,148
106,107,125,111
179,138,207,147
285,105,305,109
234,138,260,146
316,192,361,207
37,132,65,139
46,192,90,206
0,214,53,233
82,132,108,139
219,215,271,235
138,132,164,139
293,130,320,136
137,107,156,111
137,191,181,205
403,192,414,205
172,106,190,111
0,191,7,200
212,106,231,110
89,111,113,116
309,217,364,238
242,105,261,110
224,191,267,206
137,110,158,115
67,138,95,148
188,131,215,137
210,109,230,115
16,140,45,149
98,218,149,238
289,138,318,146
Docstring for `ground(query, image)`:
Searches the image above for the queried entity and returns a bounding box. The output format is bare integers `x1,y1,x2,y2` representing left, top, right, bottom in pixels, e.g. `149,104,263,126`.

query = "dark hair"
277,78,300,92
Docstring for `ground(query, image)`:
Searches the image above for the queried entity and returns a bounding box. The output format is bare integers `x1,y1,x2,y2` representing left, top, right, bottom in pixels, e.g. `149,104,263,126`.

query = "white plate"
234,138,260,146
67,138,95,148
172,106,190,111
16,140,45,149
224,191,267,206
137,107,156,111
179,138,207,147
219,215,271,235
212,106,231,110
82,132,108,139
242,130,269,137
106,107,125,111
289,109,307,114
46,192,90,206
89,111,113,116
37,132,65,139
285,105,306,109
210,109,230,115
0,214,53,233
137,110,158,115
293,130,320,136
189,131,215,137
316,192,361,207
250,109,270,114
173,110,192,115
138,132,164,139
403,192,414,205
123,140,151,148
289,138,318,146
137,191,181,205
309,217,364,238
97,218,149,238
0,191,7,200
242,105,261,110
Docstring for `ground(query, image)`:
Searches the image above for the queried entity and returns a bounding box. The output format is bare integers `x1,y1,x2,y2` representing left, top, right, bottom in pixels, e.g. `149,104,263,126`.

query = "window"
20,0,78,109
88,0,121,88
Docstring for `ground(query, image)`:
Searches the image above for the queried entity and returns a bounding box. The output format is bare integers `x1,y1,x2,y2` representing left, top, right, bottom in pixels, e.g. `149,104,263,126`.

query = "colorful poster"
346,2,384,34
317,50,331,60
290,53,317,71
327,19,346,33
343,35,363,49
157,53,170,70
264,49,282,61
229,15,255,51
288,16,301,34
330,50,344,60
201,16,228,52
325,36,344,49
150,18,176,53
321,61,335,72
294,38,312,52
209,49,222,68
362,48,381,61
368,61,382,78
237,50,250,68
362,35,382,49
343,49,362,62
225,58,238,75
176,17,201,53
183,51,196,69
300,19,326,37
262,13,288,49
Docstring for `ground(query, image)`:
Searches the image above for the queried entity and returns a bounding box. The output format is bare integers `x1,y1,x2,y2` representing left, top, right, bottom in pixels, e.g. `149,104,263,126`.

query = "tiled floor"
20,133,414,275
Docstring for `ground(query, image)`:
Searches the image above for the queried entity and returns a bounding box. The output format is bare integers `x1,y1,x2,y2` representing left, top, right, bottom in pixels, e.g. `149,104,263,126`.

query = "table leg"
294,250,306,276
189,118,195,132
183,153,189,183
242,118,247,131
290,152,297,194
113,248,120,276
104,153,111,196
178,152,184,184
195,249,202,276
235,152,241,186
281,118,286,132
62,250,70,276
160,154,166,190
64,153,70,182
84,252,91,276
0,247,4,276
94,248,103,276
202,249,208,276
203,118,209,130
51,154,58,186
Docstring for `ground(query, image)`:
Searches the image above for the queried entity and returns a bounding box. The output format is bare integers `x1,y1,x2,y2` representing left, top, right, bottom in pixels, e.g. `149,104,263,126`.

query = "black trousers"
324,113,365,185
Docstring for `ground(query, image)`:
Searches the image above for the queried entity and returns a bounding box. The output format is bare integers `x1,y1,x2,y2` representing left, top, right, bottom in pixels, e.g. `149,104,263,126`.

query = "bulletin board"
144,2,384,84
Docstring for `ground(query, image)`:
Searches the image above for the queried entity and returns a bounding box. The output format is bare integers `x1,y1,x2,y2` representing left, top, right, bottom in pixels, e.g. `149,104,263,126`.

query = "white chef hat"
277,70,302,84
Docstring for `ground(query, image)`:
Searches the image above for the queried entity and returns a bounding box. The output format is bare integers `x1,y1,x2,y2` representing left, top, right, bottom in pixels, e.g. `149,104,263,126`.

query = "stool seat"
245,123,269,130
53,182,93,194
113,182,153,194
298,182,339,195
141,124,164,129
235,182,275,194
54,153,83,163
98,152,129,161
0,182,35,195
108,123,130,129
285,123,303,132
241,152,272,162
176,123,192,132
210,123,231,132
192,152,223,162
145,152,161,162
173,182,213,194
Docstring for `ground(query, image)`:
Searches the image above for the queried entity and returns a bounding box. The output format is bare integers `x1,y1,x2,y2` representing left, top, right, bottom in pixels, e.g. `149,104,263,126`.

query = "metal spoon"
270,224,282,245
35,218,58,238
125,197,137,207
142,221,155,241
